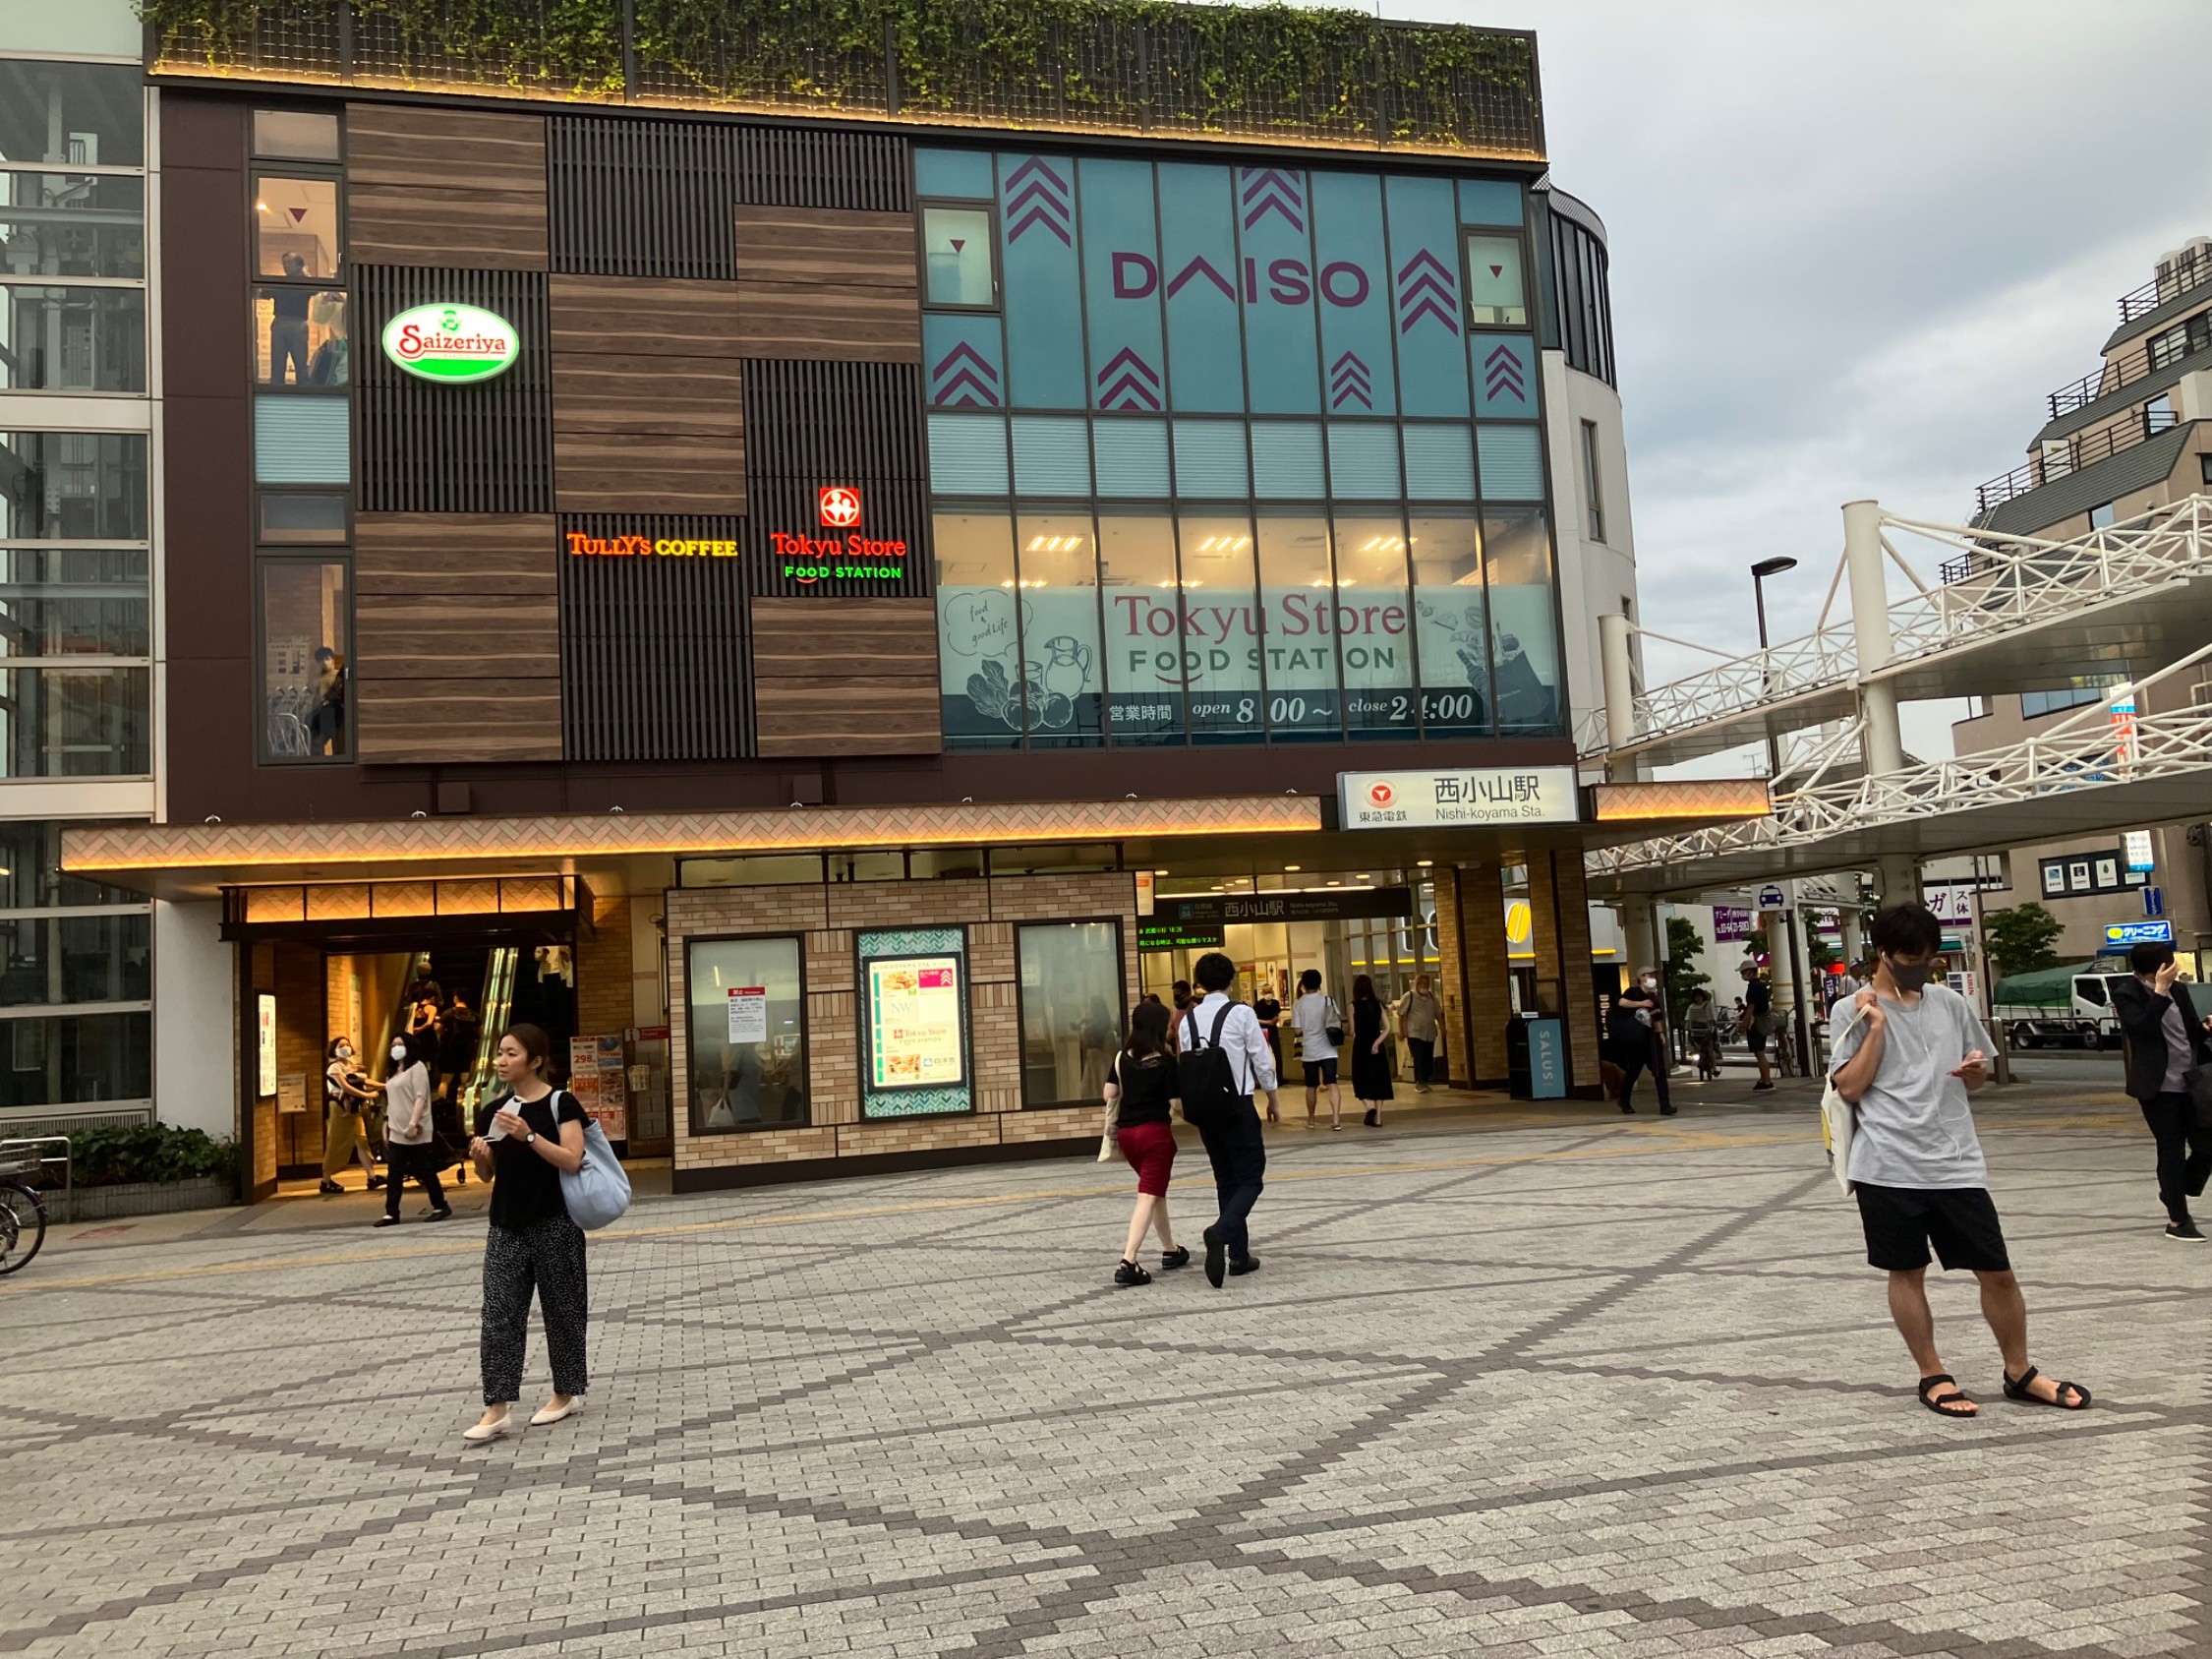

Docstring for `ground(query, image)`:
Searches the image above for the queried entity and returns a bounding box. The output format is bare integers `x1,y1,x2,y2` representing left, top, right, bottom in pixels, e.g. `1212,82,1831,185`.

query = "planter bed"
48,1178,234,1222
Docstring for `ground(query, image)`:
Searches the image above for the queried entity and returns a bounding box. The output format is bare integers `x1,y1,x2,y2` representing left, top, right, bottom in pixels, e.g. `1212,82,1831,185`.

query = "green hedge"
67,1124,238,1189
141,0,1540,151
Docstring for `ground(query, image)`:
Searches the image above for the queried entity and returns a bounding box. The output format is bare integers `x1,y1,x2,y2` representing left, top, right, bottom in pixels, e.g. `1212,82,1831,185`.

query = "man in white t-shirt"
1831,903,2090,1420
1287,969,1343,1130
1183,952,1281,1287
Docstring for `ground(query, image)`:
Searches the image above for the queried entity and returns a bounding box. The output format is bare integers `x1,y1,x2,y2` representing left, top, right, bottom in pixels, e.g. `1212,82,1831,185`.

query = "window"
1333,514,1417,740
0,821,152,1111
1580,420,1605,542
259,492,348,544
1255,512,1341,741
920,203,997,309
1097,511,1184,745
253,109,340,162
0,285,145,392
684,936,807,1134
2020,674,2121,720
254,172,347,389
677,855,824,887
2201,454,2212,487
0,172,144,276
935,508,1022,749
1483,505,1562,735
1017,920,1124,1107
1017,512,1104,747
1177,512,1260,744
2145,394,2176,435
1462,231,1527,327
2087,502,2117,531
1409,512,1487,737
258,559,350,761
0,432,147,540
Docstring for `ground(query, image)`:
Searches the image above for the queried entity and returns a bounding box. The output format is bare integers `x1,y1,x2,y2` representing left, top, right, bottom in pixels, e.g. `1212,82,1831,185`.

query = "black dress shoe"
319,1178,344,1195
367,1175,386,1189
1229,1254,1260,1276
1201,1226,1226,1288
373,1215,401,1227
425,1207,454,1222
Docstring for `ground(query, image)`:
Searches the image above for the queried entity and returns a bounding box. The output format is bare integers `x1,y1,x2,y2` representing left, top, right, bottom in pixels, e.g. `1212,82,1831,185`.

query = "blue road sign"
2143,885,2165,918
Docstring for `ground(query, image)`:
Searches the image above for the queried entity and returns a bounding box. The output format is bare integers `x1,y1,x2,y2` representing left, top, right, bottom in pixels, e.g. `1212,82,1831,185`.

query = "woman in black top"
1252,991,1285,1121
1105,1000,1191,1287
463,1023,589,1443
1350,974,1395,1128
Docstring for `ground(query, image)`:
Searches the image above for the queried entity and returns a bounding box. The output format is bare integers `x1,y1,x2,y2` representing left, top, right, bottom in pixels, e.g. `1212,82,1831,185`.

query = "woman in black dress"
1350,974,1394,1128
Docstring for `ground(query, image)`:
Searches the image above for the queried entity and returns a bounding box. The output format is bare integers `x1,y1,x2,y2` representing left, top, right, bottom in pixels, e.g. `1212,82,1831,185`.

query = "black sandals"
2003,1366,2090,1410
1916,1374,1978,1418
1113,1259,1152,1287
1159,1246,1191,1272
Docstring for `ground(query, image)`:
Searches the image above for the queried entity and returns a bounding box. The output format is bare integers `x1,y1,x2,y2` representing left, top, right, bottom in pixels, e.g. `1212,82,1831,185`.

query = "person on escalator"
435,990,483,1184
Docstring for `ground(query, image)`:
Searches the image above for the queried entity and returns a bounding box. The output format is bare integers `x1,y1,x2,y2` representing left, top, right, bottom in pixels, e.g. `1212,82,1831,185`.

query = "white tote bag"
1820,1000,1874,1198
552,1088,633,1230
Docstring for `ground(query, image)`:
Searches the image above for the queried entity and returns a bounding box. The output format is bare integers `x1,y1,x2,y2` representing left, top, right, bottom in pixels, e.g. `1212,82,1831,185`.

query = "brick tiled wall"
665,870,1136,1183
1460,859,1513,1085
576,894,633,1037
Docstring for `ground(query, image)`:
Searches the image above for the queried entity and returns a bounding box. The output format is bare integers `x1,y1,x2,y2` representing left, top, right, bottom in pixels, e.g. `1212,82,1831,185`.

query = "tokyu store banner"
1339,765,1580,829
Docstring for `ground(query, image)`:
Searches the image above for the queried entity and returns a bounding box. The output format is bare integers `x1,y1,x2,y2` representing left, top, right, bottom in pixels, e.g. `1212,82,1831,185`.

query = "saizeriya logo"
380,303,519,384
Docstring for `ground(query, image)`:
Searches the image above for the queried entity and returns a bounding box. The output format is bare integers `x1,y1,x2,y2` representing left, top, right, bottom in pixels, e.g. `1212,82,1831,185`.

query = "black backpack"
1176,1003,1240,1129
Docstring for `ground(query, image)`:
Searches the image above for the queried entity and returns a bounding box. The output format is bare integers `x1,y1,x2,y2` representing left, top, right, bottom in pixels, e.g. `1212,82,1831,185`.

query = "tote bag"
552,1089,633,1230
1820,1000,1874,1198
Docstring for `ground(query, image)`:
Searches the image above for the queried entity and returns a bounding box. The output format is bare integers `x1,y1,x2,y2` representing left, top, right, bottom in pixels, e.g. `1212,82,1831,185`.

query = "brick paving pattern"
2,1090,2206,1658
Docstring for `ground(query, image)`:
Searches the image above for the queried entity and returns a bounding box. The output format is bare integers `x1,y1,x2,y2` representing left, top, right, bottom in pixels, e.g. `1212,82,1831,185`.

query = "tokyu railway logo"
380,303,519,384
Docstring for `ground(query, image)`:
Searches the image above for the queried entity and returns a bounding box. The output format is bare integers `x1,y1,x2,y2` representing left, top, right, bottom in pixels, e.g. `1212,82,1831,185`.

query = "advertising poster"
727,986,768,1044
568,1035,629,1140
257,993,277,1097
866,958,965,1090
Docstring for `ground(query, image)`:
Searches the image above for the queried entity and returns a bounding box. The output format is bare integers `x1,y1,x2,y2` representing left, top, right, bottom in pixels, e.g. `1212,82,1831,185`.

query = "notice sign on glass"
866,957,965,1090
727,986,768,1044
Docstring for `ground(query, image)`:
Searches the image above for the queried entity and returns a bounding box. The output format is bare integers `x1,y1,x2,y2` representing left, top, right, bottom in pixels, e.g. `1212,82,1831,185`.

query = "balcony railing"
2049,314,2212,421
1974,405,2183,517
2118,247,2212,325
144,0,1544,158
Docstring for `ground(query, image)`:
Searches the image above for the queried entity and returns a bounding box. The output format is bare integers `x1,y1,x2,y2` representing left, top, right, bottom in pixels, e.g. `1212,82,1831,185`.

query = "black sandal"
1113,1259,1152,1287
1916,1373,1978,1418
2003,1365,2090,1410
1159,1246,1191,1272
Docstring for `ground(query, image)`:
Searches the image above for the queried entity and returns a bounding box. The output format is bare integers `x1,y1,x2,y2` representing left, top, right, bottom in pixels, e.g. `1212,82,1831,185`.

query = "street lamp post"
1750,556,1813,1078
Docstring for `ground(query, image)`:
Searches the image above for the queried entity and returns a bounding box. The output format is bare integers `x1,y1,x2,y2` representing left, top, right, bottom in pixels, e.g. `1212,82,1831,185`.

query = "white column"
1599,611,1638,772
153,899,236,1139
1876,855,1921,909
1839,906,1865,964
1843,500,1906,776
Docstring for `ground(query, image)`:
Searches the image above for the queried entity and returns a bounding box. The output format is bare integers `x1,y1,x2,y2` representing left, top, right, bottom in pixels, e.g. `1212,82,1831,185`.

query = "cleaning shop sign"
379,304,520,384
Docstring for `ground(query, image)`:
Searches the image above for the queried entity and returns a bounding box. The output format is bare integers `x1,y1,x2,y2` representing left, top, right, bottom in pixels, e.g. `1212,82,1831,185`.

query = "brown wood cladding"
353,514,562,763
550,275,745,514
345,105,548,269
733,207,919,362
751,597,940,757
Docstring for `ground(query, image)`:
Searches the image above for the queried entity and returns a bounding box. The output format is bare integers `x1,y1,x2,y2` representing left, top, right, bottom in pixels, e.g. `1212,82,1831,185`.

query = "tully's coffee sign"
777,486,909,584
379,303,519,384
566,532,737,559
1158,886,1414,925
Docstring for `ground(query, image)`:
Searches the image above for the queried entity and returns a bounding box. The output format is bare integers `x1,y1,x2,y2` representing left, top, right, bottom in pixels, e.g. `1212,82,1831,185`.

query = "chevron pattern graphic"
930,341,1001,408
1003,155,1073,246
1239,167,1305,233
1395,249,1459,334
1483,342,1527,402
1329,350,1372,412
1094,346,1162,412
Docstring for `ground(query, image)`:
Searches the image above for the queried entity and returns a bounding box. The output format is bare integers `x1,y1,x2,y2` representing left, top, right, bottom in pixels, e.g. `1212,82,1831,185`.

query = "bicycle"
0,1155,47,1275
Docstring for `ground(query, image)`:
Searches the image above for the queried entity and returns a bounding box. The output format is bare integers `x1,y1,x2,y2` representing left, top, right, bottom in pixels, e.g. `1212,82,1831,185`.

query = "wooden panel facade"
549,276,746,515
346,105,548,269
733,207,920,362
354,514,562,763
751,598,940,756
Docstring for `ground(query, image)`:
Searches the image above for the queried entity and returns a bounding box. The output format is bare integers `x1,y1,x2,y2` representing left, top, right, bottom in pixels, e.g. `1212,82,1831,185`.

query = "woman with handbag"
376,1027,451,1226
320,1037,382,1195
1103,1000,1191,1287
1350,975,1395,1128
464,1023,590,1442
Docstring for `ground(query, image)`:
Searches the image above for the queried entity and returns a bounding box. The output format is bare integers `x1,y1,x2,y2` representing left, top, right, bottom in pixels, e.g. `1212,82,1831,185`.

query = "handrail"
0,1135,72,1200
2047,327,2212,421
1973,405,2183,516
2119,251,2212,326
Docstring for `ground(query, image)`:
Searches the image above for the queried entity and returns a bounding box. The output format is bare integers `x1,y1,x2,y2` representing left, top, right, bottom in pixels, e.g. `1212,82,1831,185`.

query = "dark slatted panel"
548,116,737,279
355,266,553,514
733,126,909,212
742,358,932,599
558,515,750,761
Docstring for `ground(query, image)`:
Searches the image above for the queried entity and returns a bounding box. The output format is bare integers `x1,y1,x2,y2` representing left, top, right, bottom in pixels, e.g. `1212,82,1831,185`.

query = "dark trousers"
1197,1096,1266,1261
1407,1037,1435,1085
481,1215,589,1404
1617,1037,1670,1112
2140,1093,2212,1224
383,1141,447,1218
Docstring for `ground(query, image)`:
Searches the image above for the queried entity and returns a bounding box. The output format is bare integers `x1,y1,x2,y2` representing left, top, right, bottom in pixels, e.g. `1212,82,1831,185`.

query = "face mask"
335,1044,351,1059
1638,978,1656,991
1887,959,1934,993
390,1042,407,1062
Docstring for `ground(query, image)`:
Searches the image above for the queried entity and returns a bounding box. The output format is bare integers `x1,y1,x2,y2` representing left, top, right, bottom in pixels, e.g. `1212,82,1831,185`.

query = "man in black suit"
2109,941,2212,1241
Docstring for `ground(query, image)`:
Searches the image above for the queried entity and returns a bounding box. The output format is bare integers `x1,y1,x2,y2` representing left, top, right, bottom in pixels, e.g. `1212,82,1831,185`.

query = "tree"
1664,915,1710,1024
1984,903,2065,978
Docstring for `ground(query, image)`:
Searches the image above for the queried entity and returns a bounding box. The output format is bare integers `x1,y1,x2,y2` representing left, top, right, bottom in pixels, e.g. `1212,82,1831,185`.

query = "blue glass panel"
1471,330,1537,419
927,413,1009,495
1012,416,1090,495
1233,165,1320,414
1251,421,1325,499
1092,419,1171,497
254,395,348,483
1326,422,1401,499
1402,425,1477,501
1172,420,1248,498
998,152,1084,409
915,148,995,200
924,313,1005,409
1458,177,1523,226
1477,424,1545,501
1156,161,1244,414
1078,157,1166,414
1385,175,1468,418
1310,171,1395,417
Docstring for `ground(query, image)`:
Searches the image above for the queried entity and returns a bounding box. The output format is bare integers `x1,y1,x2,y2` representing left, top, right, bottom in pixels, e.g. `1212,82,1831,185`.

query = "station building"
22,0,1763,1195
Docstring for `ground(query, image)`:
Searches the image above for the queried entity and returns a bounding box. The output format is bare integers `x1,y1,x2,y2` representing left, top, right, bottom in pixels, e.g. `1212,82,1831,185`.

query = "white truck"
1996,971,2132,1049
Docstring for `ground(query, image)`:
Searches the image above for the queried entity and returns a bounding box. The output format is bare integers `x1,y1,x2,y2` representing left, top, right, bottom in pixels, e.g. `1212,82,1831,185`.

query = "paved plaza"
3,1082,2207,1659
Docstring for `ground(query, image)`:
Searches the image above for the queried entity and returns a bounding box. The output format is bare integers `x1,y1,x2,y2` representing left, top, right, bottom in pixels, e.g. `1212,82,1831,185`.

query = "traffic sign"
2103,918,2173,948
2143,885,2165,918
1757,883,1786,912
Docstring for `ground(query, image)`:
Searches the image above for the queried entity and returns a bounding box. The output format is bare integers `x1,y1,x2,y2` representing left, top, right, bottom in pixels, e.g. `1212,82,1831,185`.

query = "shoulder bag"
1323,999,1345,1048
1820,998,1875,1198
551,1088,633,1230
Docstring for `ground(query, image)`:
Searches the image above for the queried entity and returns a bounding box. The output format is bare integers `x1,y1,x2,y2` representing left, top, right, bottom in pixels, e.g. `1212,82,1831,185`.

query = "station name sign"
566,532,737,559
1339,766,1580,830
1157,886,1414,925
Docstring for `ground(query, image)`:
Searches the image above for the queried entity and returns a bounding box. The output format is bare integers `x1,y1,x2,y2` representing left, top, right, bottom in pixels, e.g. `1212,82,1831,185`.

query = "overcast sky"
1384,0,2211,764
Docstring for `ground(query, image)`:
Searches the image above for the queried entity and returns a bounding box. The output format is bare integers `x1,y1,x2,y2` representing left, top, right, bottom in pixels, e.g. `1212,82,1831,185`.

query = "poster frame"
855,932,975,1117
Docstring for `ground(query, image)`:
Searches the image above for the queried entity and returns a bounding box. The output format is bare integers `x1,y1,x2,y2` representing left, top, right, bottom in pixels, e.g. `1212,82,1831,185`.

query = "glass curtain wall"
0,821,152,1112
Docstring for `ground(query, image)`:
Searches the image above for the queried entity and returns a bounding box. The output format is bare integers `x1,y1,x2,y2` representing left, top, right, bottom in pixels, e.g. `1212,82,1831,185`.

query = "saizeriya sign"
380,303,519,383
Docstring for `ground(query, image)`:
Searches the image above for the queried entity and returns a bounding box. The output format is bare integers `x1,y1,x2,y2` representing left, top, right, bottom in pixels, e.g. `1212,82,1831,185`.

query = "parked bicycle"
0,1137,68,1275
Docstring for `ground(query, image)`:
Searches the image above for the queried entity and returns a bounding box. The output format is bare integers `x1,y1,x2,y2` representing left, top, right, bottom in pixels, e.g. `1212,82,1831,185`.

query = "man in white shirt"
1288,969,1343,1129
1182,952,1281,1286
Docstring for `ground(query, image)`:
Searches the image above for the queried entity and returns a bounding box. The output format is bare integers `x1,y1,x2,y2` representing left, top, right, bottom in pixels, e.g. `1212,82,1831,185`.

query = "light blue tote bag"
552,1088,632,1229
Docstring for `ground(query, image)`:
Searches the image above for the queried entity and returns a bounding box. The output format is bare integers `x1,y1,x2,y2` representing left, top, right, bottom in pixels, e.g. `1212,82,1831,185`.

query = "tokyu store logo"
380,304,520,383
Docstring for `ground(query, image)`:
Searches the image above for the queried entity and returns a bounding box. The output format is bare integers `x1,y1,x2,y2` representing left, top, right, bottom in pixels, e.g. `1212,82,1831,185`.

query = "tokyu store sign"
380,303,520,383
1339,766,1580,829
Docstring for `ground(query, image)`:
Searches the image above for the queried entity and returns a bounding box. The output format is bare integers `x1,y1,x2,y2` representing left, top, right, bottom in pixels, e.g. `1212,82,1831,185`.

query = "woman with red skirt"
1107,1000,1192,1286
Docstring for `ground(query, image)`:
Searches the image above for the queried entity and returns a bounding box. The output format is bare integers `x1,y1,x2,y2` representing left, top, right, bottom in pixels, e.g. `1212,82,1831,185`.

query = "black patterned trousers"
480,1215,589,1405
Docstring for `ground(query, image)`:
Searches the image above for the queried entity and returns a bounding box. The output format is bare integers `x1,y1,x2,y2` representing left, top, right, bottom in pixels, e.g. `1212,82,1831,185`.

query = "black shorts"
1854,1183,2010,1273
1304,1055,1338,1086
1746,1024,1771,1054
